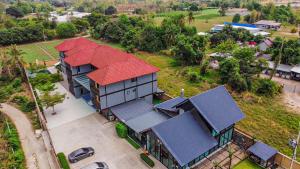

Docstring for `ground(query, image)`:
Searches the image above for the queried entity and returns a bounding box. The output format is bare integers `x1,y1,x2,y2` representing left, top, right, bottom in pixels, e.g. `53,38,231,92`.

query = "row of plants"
0,113,26,169
57,152,70,169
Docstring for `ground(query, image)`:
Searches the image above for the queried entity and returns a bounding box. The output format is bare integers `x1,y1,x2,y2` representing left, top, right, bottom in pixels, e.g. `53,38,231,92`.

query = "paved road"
0,103,53,169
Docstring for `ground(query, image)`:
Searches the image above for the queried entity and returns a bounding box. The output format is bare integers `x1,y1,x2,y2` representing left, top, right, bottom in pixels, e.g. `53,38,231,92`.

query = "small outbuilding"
247,141,278,168
291,65,300,81
254,20,281,30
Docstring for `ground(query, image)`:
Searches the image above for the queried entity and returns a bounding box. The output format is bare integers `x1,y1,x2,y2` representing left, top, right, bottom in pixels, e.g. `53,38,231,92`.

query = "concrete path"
0,103,53,169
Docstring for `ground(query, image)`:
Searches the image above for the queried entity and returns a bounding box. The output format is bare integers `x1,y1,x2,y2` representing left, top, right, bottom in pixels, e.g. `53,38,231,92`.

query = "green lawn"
18,39,63,63
234,159,263,169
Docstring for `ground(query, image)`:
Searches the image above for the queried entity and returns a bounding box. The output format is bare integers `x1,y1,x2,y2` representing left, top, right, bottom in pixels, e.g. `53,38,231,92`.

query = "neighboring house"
291,65,300,81
211,22,262,34
254,20,281,30
55,38,159,119
259,38,273,52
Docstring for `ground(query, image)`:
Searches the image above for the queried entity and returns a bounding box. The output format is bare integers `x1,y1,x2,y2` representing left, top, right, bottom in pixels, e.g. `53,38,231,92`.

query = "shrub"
56,23,77,38
126,136,140,149
45,29,57,40
291,27,297,33
12,95,36,112
140,153,155,167
254,79,281,97
187,71,202,83
57,152,70,169
115,122,127,138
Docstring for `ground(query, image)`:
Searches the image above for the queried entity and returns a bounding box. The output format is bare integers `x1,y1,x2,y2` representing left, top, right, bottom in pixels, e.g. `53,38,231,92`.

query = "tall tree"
187,11,195,24
270,38,284,80
40,91,66,115
7,45,26,80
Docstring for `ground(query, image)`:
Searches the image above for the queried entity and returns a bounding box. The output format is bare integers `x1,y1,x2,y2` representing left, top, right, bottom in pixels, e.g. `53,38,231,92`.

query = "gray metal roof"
111,99,169,133
154,97,186,112
189,86,245,132
254,20,281,26
267,61,293,72
111,99,153,122
248,142,278,161
126,110,169,133
152,111,218,167
74,74,91,91
291,65,300,73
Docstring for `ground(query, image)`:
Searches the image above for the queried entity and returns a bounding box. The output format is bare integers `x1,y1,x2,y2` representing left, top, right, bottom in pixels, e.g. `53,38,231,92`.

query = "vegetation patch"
57,152,70,169
140,153,155,168
233,159,262,169
0,113,26,169
126,136,141,149
115,122,128,138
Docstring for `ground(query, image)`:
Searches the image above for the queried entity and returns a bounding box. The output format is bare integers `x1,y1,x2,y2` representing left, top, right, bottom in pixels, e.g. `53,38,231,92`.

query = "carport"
111,99,169,146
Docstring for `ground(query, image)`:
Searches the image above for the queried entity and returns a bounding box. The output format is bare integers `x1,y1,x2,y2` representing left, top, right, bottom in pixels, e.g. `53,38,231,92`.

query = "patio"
194,143,247,169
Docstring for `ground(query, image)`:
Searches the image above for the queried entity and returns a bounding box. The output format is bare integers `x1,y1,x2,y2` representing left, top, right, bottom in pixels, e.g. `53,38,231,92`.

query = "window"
95,82,99,89
131,78,137,82
77,66,80,73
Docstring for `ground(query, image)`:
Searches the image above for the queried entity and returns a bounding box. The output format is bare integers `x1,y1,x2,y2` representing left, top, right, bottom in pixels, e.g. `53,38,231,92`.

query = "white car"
81,162,109,169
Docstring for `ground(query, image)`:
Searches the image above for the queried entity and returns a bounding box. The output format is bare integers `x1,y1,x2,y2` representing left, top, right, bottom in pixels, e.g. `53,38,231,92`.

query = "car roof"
81,162,104,169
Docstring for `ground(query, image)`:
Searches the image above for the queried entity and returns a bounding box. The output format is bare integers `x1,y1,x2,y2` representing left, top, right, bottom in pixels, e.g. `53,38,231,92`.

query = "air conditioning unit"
108,115,115,121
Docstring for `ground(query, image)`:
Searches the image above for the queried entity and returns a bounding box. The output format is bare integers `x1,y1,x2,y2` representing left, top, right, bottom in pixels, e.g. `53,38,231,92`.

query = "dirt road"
0,103,53,169
269,76,300,114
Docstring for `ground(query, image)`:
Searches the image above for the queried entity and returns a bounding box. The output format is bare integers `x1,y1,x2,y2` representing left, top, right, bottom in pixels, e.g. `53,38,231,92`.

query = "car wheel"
89,153,93,156
73,159,77,163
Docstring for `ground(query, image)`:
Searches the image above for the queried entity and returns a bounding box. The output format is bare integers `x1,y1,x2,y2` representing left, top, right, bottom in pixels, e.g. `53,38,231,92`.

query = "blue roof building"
147,86,245,169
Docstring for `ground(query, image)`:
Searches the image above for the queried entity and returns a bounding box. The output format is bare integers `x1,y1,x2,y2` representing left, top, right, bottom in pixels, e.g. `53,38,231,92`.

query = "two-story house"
55,38,159,119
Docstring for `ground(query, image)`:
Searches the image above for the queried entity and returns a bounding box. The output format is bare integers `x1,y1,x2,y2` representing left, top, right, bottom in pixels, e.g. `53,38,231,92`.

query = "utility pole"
289,122,300,169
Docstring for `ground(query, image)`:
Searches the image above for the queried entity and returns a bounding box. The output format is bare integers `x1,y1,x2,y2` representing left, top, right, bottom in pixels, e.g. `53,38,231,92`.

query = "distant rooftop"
254,20,281,26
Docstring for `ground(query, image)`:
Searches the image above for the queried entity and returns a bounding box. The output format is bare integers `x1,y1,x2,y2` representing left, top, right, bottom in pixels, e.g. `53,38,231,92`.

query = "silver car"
68,147,95,163
81,162,109,169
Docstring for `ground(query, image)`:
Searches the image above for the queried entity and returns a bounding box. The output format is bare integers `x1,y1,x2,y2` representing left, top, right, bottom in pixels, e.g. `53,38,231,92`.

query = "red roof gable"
57,38,159,85
55,37,98,52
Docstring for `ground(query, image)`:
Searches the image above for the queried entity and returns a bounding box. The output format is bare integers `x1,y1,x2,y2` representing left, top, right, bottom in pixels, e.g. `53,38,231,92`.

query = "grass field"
17,40,62,63
16,38,300,160
154,8,233,32
233,159,262,169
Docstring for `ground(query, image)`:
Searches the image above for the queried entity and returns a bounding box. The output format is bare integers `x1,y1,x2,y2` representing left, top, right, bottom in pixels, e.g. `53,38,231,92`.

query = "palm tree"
187,11,195,24
269,38,285,80
212,160,220,169
0,49,13,78
7,45,26,80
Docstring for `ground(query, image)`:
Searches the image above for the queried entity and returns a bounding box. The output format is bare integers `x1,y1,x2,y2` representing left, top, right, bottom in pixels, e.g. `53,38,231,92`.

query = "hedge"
57,152,70,169
126,136,141,149
115,122,127,138
140,153,155,168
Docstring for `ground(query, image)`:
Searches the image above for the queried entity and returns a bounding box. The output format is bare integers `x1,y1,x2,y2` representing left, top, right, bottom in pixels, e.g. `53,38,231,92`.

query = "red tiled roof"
55,37,98,52
57,38,159,85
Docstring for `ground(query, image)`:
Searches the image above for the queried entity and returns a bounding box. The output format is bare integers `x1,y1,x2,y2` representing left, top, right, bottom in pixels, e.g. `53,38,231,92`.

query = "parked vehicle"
81,162,109,169
68,147,95,163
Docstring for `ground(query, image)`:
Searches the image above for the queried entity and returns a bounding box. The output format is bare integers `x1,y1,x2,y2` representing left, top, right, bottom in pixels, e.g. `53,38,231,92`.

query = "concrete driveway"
49,113,166,169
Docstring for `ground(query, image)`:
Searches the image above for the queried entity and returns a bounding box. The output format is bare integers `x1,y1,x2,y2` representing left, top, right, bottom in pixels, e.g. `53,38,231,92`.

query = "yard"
154,8,233,32
16,38,300,160
233,159,263,169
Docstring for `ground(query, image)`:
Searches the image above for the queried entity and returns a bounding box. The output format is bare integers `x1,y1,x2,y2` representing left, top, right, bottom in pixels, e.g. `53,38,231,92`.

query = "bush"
187,71,202,83
140,153,155,167
254,79,281,97
12,95,36,112
126,136,140,149
56,23,77,38
115,122,127,138
57,152,70,169
45,29,57,40
291,27,297,33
